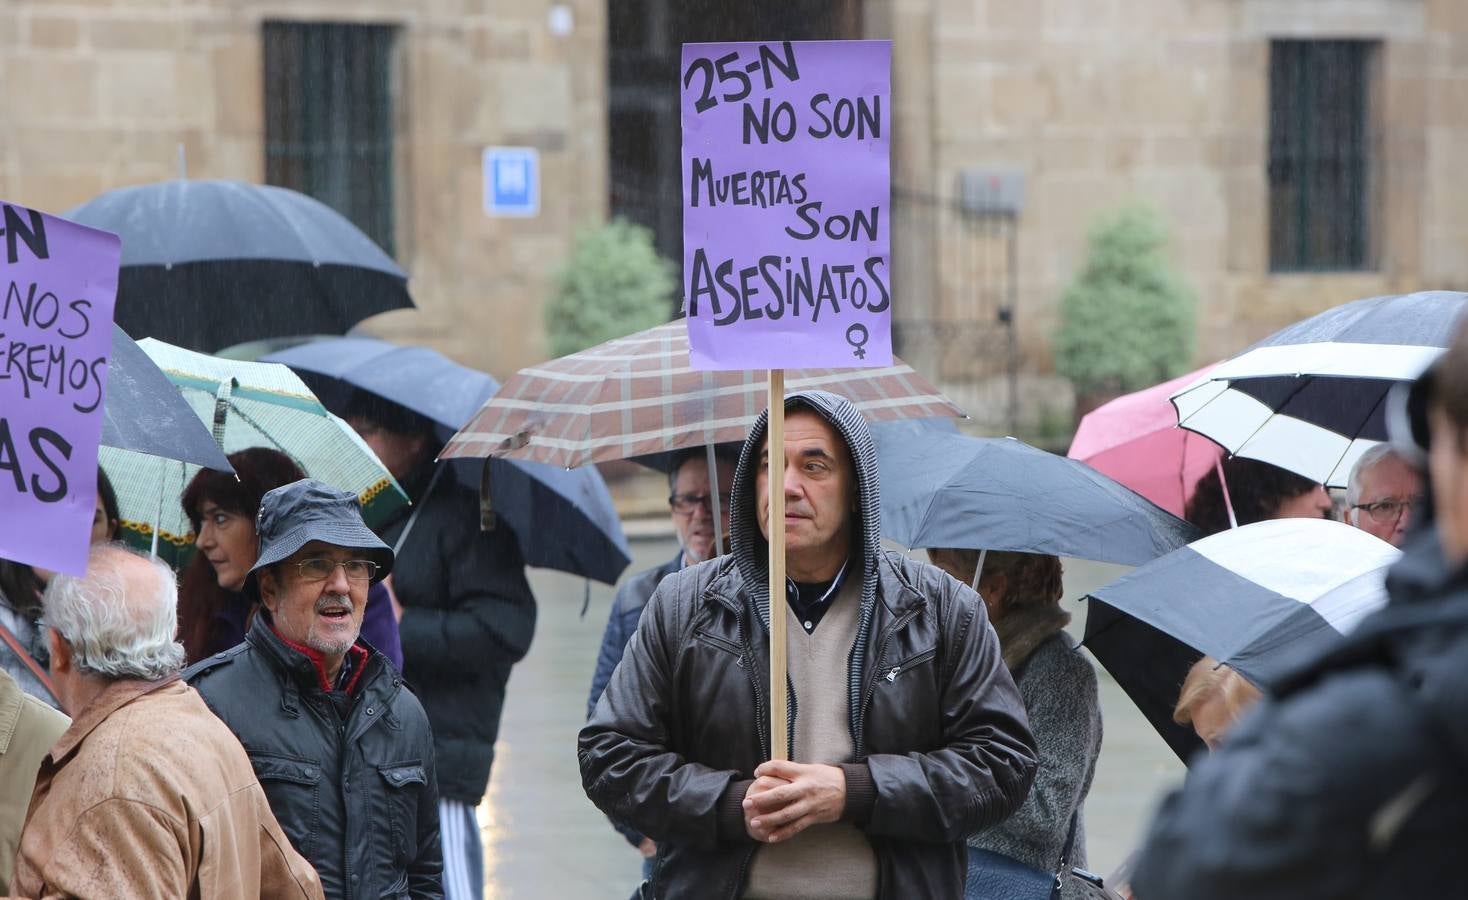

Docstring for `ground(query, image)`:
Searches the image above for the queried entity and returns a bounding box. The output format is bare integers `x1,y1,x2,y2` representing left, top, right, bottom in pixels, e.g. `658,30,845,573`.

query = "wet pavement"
477,534,1185,898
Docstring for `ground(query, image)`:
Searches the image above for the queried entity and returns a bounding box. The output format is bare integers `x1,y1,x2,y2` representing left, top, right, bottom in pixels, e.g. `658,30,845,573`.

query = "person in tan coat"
0,667,68,894
10,544,323,900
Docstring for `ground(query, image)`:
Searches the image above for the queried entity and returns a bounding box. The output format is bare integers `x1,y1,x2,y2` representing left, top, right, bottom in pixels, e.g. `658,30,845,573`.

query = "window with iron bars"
263,21,399,258
1268,40,1377,272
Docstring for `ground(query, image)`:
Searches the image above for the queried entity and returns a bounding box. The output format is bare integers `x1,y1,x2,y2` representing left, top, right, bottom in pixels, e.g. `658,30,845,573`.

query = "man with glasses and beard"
187,480,443,899
587,446,738,882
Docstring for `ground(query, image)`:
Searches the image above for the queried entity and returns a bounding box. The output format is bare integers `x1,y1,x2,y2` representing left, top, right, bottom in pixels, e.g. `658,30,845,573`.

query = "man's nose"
324,564,352,594
783,466,803,498
1397,505,1412,534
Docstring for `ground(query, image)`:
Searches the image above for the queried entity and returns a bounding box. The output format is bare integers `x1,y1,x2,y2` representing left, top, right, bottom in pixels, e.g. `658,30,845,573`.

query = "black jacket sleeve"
578,575,744,851
1132,668,1447,900
410,741,445,899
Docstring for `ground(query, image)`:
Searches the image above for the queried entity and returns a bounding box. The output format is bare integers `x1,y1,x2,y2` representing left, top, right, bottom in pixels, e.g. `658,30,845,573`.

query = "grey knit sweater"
968,625,1102,900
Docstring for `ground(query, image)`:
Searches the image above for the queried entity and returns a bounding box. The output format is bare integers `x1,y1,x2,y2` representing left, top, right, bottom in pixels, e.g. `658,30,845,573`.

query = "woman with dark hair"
1184,456,1332,536
926,548,1103,900
177,446,404,667
92,467,120,544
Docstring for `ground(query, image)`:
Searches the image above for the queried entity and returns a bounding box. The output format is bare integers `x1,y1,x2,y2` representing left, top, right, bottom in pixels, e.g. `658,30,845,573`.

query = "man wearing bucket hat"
186,479,443,899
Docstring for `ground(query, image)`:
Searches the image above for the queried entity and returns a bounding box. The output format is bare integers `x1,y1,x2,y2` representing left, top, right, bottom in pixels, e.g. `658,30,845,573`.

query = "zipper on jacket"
856,603,925,760
735,609,770,760
884,648,937,682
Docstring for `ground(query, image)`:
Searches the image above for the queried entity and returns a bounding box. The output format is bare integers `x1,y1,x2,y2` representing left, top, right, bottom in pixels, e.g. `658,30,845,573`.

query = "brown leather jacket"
11,677,323,900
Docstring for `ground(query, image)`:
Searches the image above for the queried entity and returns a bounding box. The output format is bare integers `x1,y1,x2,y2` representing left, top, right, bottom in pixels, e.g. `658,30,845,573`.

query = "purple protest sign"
0,202,120,576
681,40,891,371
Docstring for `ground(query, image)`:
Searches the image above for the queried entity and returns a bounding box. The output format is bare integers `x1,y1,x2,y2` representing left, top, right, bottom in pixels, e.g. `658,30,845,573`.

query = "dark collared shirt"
784,559,850,634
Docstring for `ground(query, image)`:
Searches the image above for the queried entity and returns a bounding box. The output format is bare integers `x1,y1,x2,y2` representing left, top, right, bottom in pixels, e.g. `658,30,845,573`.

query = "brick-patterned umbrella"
441,321,966,468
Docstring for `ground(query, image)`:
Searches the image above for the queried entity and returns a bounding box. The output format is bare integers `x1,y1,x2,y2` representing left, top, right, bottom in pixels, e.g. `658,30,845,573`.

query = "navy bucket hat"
248,479,394,583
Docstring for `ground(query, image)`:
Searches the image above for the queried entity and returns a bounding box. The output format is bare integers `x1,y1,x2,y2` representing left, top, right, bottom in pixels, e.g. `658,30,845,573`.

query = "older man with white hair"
1344,444,1422,546
11,544,323,899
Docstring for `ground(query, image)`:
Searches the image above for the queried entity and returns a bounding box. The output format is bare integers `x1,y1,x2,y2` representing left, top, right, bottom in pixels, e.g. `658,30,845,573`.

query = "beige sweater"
744,579,878,900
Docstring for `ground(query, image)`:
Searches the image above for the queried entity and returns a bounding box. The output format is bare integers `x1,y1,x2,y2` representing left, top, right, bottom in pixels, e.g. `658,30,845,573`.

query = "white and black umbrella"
1170,291,1468,485
1084,517,1399,761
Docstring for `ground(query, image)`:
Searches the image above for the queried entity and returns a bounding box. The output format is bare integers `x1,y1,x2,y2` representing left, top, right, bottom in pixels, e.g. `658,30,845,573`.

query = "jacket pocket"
249,751,323,860
693,628,743,658
378,761,427,867
878,648,937,683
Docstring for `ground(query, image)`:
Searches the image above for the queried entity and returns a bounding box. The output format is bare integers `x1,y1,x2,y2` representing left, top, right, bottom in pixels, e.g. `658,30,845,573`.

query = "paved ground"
474,534,1186,898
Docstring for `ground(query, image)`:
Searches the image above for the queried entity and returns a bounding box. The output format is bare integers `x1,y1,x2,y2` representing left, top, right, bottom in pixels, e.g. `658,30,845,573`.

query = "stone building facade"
2,0,1465,428
878,0,1468,426
0,0,607,376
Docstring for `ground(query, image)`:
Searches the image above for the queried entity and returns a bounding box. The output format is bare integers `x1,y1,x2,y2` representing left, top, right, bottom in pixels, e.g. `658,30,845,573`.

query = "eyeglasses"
669,492,732,514
295,558,379,582
1351,497,1420,525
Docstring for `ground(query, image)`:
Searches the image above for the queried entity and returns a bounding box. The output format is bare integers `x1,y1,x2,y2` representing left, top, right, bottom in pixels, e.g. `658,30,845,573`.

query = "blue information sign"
483,147,539,217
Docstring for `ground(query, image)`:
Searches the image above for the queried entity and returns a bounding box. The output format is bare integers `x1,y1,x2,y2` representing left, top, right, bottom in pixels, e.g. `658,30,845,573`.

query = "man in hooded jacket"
579,390,1037,899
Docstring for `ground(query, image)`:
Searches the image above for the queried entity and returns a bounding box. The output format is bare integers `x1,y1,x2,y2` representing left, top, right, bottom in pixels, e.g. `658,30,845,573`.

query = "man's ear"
256,569,280,615
46,628,71,676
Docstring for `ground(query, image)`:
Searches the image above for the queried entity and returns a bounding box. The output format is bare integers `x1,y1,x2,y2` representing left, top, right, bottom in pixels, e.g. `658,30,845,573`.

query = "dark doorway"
608,1,862,268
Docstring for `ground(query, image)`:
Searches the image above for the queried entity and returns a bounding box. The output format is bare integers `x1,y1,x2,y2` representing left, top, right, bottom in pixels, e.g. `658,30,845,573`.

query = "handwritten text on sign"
681,40,892,370
0,202,121,576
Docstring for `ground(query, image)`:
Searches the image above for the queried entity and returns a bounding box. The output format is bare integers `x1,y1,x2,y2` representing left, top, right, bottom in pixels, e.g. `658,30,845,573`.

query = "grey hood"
730,389,884,743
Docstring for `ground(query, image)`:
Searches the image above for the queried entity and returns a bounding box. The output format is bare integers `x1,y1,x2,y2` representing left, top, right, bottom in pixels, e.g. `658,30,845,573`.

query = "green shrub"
1053,205,1196,395
544,218,676,357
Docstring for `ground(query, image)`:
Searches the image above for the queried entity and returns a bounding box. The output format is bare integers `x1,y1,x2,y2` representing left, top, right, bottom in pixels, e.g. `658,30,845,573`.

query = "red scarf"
271,626,369,695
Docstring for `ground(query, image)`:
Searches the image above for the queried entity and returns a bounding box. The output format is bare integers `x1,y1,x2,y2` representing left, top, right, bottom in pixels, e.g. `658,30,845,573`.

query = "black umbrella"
877,431,1199,566
102,325,232,472
66,180,413,352
1171,290,1468,485
1084,518,1398,761
263,337,632,585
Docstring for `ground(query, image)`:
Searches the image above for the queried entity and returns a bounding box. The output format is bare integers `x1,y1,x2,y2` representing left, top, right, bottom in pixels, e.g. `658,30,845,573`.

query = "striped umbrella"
441,320,964,468
103,339,407,567
1170,291,1468,486
1084,517,1399,761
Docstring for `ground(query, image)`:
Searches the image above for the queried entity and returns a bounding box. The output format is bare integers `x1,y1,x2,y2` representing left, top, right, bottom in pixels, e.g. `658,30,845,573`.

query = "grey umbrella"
102,325,232,472
878,430,1199,566
66,180,413,352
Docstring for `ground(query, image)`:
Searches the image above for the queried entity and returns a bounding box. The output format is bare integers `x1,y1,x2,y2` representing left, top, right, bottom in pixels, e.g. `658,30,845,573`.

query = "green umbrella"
103,339,407,568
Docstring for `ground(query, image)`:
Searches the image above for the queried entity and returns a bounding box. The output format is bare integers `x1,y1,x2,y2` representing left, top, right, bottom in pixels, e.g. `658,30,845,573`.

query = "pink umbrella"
1068,365,1224,518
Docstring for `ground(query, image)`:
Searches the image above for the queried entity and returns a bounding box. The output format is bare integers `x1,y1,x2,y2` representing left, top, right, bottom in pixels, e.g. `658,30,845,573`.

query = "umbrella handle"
211,379,235,449
1215,457,1239,530
970,549,987,592
479,458,497,532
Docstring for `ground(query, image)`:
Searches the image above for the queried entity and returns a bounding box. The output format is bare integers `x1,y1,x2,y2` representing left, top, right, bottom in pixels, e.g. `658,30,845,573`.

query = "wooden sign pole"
767,369,788,761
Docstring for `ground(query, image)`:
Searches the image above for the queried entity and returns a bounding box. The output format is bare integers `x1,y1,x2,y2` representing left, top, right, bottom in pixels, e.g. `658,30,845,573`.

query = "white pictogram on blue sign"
483,147,539,217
